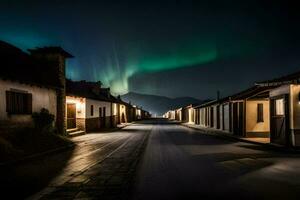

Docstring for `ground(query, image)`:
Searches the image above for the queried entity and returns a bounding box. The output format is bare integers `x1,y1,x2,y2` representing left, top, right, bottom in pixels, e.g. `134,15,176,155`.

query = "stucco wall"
213,105,217,129
119,104,127,123
0,79,57,123
270,84,300,146
223,103,230,132
245,100,270,133
199,108,205,126
188,107,194,123
290,85,300,146
85,99,112,118
289,85,300,129
219,105,223,130
66,96,86,119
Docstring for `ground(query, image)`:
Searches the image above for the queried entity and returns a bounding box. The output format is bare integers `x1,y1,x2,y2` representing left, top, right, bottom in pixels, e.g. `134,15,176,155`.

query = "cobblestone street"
37,125,149,200
0,122,152,199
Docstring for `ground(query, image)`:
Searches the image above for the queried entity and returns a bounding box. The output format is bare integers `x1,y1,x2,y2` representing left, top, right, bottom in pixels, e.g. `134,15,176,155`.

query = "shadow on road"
0,146,75,199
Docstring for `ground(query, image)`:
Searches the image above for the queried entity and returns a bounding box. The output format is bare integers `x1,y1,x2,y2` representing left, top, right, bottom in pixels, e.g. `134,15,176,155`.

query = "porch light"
77,98,85,113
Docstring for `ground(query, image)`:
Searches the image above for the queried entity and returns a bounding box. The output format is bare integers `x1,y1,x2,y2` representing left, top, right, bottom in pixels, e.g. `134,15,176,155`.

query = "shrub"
32,108,55,132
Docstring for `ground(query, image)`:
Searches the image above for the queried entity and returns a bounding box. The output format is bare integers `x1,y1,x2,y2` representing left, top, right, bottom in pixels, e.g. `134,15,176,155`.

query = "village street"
132,120,300,200
0,122,152,199
1,119,300,200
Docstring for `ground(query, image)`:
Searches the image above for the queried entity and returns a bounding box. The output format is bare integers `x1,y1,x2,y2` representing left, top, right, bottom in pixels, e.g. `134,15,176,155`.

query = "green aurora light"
96,39,220,95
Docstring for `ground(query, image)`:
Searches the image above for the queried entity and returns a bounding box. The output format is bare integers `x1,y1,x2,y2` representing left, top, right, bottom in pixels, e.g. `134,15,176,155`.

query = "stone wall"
85,117,100,132
76,118,86,132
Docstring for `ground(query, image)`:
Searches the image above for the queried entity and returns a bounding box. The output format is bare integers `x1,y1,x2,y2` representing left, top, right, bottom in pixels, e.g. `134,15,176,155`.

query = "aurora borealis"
1,1,300,99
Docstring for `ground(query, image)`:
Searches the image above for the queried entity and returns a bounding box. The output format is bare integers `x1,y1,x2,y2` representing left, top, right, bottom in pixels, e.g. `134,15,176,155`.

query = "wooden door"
270,95,290,146
232,102,244,136
67,103,76,129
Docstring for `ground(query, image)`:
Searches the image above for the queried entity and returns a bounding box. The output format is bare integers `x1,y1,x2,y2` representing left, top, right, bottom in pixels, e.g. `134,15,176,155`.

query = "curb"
181,123,300,153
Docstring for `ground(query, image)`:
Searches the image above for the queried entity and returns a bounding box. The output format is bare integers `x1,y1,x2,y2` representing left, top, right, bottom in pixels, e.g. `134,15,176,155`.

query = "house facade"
166,71,300,147
66,80,118,133
0,40,151,136
175,108,182,121
182,104,196,124
193,86,273,139
256,71,300,147
0,40,73,134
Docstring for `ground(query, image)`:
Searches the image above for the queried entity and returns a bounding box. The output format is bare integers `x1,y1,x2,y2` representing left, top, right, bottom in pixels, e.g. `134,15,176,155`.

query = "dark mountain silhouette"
121,92,206,116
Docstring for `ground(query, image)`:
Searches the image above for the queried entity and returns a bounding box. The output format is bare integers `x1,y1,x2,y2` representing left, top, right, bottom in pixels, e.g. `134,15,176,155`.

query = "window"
257,103,264,122
90,105,94,116
6,91,32,114
275,99,284,115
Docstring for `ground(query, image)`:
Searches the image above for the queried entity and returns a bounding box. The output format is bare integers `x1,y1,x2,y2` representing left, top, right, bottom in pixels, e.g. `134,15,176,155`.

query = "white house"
0,40,73,133
66,80,118,133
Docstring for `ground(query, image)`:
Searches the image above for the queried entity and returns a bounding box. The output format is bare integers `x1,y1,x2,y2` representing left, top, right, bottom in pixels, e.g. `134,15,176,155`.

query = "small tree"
32,108,55,133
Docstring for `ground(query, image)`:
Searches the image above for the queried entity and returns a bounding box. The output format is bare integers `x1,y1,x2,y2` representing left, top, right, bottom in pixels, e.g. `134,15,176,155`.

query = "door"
216,105,220,129
270,95,290,146
103,107,106,126
67,103,76,129
232,102,244,136
99,107,103,128
210,107,214,127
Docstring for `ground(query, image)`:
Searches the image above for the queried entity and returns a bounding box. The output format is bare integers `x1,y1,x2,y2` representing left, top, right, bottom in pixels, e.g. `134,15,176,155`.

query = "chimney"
28,47,74,135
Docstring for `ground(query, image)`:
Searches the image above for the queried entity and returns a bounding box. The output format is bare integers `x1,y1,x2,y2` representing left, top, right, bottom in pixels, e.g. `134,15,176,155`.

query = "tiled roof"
66,79,130,105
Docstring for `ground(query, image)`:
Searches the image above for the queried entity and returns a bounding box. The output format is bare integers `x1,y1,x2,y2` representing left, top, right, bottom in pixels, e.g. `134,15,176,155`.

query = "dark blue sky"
1,0,300,99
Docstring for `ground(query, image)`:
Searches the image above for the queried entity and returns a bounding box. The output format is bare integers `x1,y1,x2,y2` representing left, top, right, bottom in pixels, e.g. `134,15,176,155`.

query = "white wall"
175,109,182,121
245,100,270,133
188,108,194,123
85,98,112,118
223,103,230,132
213,105,217,129
170,110,176,120
112,103,117,116
0,79,57,122
289,85,300,130
200,108,205,126
119,103,127,122
136,109,141,119
66,96,86,118
219,105,223,130
290,85,300,146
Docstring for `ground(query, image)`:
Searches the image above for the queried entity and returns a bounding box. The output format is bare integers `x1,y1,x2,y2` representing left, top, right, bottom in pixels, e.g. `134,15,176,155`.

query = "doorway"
232,102,244,136
270,95,290,146
67,103,76,129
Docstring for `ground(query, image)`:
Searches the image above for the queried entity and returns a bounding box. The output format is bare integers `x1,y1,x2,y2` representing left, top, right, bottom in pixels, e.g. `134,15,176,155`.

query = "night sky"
1,0,300,99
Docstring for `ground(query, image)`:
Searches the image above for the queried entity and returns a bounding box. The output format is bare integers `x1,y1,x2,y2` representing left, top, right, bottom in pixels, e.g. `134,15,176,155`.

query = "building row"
0,40,150,136
164,71,300,148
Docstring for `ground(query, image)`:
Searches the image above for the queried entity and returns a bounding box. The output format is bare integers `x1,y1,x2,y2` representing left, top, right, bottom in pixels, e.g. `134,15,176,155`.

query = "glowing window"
275,99,284,116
